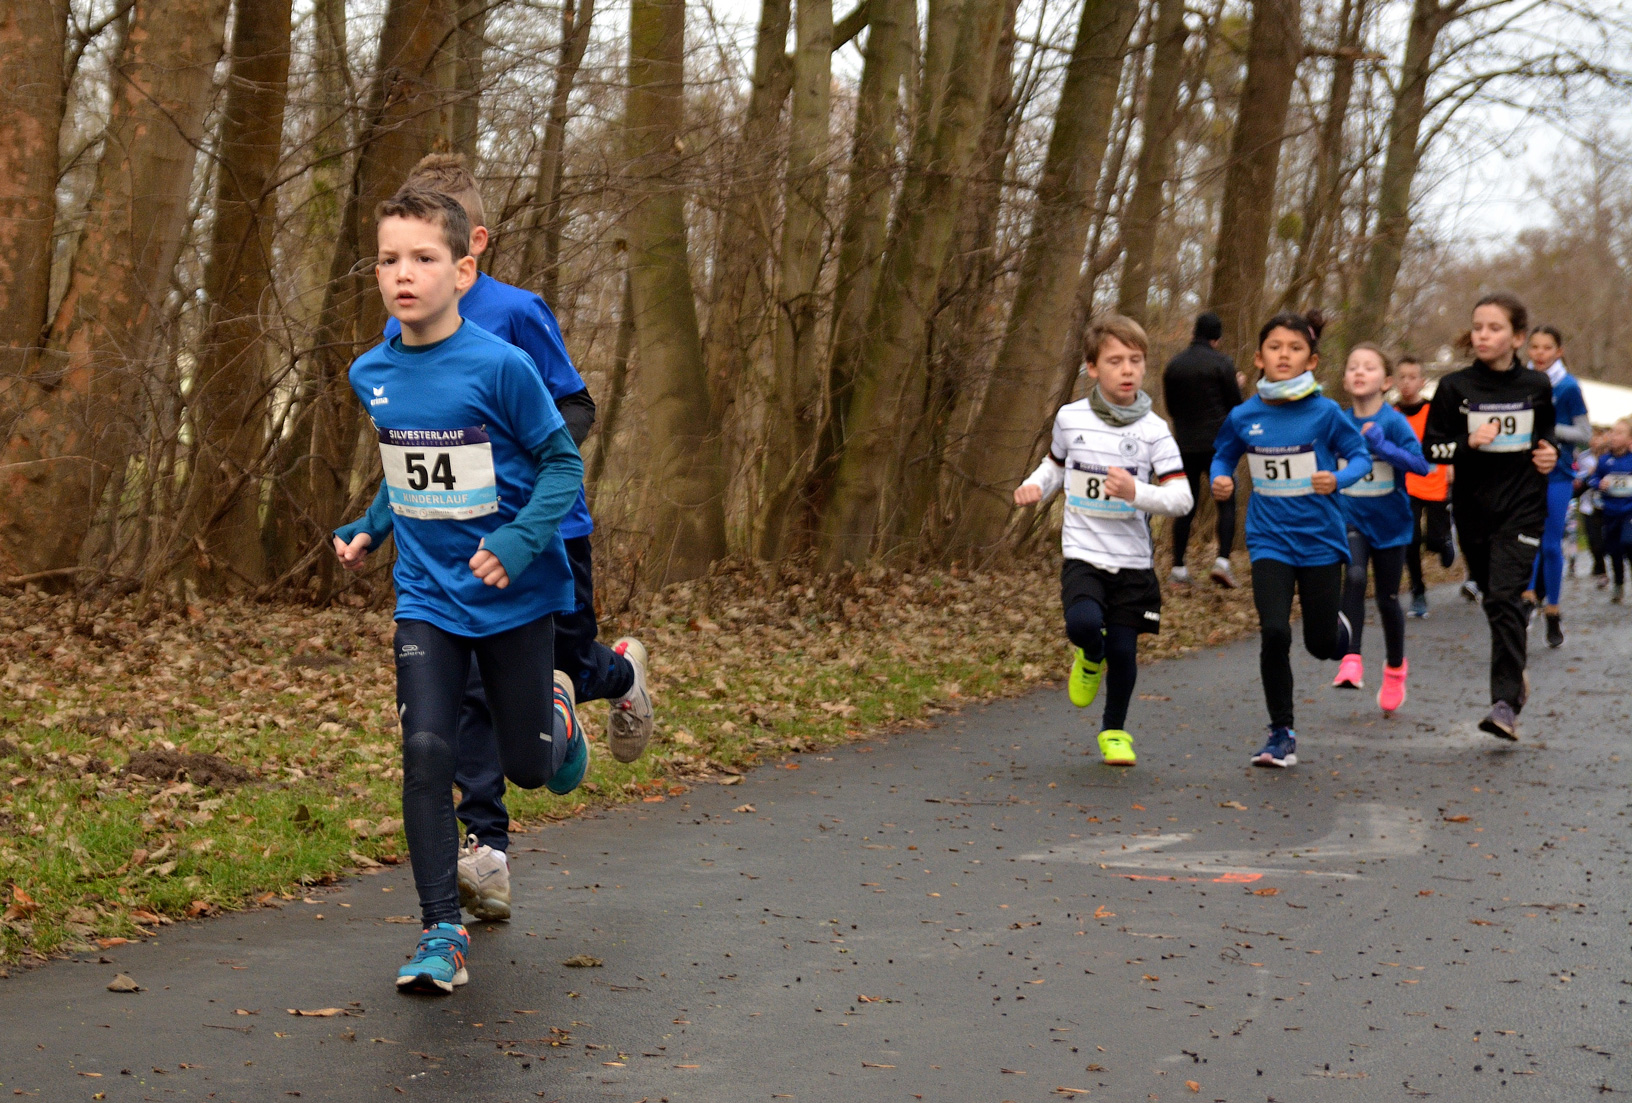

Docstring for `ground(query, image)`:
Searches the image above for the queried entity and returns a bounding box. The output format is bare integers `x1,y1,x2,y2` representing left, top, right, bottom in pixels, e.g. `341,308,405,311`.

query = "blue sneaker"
545,671,587,796
396,922,469,993
1409,594,1429,619
1251,727,1297,768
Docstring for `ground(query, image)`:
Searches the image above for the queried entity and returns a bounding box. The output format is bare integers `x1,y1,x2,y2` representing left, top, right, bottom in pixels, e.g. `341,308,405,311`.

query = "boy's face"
1087,336,1146,405
1395,363,1423,401
1611,424,1632,453
376,214,477,328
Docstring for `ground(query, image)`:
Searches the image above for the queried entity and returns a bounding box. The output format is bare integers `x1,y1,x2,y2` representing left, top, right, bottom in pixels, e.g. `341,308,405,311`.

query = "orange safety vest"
1398,402,1448,501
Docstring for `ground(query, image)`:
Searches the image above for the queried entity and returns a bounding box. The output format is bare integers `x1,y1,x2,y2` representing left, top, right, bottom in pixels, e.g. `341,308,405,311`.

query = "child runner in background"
382,155,653,924
1521,326,1590,648
1015,315,1193,767
334,189,587,993
1423,293,1557,741
1393,356,1454,618
1331,345,1430,715
1210,311,1371,768
1587,418,1632,602
1577,429,1609,588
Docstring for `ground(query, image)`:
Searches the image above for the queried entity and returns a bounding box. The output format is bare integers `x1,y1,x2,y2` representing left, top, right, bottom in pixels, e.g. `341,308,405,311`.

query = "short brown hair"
1084,314,1149,363
1347,341,1393,375
377,187,471,259
404,152,486,229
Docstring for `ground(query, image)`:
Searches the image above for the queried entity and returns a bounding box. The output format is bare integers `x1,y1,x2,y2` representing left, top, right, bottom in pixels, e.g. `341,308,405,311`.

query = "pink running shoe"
1332,653,1364,690
1378,660,1408,714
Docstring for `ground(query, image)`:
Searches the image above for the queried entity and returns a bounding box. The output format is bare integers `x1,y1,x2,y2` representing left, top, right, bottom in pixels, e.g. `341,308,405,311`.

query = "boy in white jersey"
1014,315,1193,765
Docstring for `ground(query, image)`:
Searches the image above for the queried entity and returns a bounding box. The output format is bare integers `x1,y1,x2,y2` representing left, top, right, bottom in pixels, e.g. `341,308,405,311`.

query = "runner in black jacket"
1423,293,1558,740
1163,312,1244,587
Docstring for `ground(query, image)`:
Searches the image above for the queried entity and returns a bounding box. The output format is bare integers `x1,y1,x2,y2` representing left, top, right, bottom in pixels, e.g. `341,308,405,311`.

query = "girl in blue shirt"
1588,418,1632,602
1330,344,1429,715
1211,311,1371,767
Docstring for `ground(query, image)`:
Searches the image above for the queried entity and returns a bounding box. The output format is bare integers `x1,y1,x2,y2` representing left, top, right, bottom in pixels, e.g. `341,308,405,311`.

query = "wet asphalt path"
1,581,1628,1102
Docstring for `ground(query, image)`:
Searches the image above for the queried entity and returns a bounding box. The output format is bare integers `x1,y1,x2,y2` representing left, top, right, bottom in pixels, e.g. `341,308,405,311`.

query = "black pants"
1172,449,1236,567
1454,509,1541,709
396,615,571,927
1251,559,1346,730
453,534,632,853
1583,510,1606,576
1343,531,1407,667
1406,496,1453,598
1604,512,1632,586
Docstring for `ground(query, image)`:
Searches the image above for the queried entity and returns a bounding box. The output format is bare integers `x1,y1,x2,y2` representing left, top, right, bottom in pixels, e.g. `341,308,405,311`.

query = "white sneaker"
457,835,511,921
607,638,654,763
1210,557,1238,589
1169,566,1191,584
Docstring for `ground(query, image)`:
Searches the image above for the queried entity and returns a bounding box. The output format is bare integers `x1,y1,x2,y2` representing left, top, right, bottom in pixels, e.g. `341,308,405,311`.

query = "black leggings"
395,615,571,926
1583,509,1606,576
1343,531,1407,667
1250,558,1346,730
1172,450,1237,566
1064,600,1140,731
1605,513,1632,586
1406,496,1452,597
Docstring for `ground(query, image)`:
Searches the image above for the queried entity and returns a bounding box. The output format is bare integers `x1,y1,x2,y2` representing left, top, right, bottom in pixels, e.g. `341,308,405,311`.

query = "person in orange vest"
1394,356,1453,618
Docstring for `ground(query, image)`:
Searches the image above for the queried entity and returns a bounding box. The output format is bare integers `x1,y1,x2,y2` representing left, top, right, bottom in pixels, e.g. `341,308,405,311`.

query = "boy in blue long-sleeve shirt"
1211,311,1370,768
1589,418,1632,601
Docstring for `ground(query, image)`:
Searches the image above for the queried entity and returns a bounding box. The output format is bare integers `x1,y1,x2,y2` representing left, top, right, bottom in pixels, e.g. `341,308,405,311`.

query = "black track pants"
1251,558,1345,730
1454,511,1541,709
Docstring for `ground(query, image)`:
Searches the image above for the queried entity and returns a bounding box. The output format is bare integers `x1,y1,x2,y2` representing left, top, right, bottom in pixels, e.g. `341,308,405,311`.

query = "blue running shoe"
1251,727,1297,768
396,922,468,994
1409,594,1429,619
545,670,587,796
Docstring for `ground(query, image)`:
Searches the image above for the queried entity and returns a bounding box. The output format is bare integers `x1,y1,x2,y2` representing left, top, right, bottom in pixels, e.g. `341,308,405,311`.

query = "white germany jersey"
1046,401,1185,570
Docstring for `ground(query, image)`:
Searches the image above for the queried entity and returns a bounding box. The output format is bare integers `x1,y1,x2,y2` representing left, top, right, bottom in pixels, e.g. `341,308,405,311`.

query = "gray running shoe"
457,834,511,921
1478,700,1518,742
1209,557,1238,589
607,638,654,763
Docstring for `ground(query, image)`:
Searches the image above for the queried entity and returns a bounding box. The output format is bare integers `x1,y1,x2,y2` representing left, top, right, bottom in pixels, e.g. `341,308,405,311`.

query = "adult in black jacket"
1163,312,1245,587
1423,293,1558,740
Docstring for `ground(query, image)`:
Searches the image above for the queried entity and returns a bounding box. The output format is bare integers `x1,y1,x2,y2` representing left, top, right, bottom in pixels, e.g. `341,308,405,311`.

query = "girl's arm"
1422,379,1464,463
1209,416,1245,479
1362,420,1431,477
1331,412,1373,491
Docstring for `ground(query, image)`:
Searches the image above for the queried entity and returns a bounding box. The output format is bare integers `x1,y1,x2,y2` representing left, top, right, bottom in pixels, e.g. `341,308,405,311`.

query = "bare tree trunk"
518,0,595,300
1207,0,1304,372
0,0,229,578
1115,0,1189,323
1280,0,1365,315
1342,0,1453,348
588,266,635,497
174,0,295,593
0,1,67,373
804,0,911,521
945,0,1140,560
451,0,488,161
699,0,791,425
816,0,1009,569
625,0,727,582
756,0,834,559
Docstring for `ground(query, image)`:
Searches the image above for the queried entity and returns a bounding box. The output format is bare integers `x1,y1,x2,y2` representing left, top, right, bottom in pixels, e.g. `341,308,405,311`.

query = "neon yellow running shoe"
1068,648,1105,708
1097,729,1136,766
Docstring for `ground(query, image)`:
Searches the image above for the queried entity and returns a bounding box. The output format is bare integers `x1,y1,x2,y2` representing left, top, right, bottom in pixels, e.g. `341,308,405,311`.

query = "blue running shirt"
1339,404,1425,550
350,321,575,635
1591,450,1632,519
386,272,594,539
1211,393,1371,567
1548,373,1589,485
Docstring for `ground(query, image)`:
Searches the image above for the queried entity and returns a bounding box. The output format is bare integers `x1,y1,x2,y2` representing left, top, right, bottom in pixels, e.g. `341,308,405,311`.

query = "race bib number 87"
379,427,499,520
1248,445,1317,497
1066,461,1136,518
1467,402,1533,453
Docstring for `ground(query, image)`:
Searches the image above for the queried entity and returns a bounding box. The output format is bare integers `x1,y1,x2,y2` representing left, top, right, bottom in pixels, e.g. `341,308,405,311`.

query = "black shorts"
1060,559,1162,634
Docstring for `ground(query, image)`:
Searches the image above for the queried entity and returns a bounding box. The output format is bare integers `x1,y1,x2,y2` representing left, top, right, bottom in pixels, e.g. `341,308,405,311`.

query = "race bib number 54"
1248,445,1317,497
1467,402,1533,453
379,427,499,520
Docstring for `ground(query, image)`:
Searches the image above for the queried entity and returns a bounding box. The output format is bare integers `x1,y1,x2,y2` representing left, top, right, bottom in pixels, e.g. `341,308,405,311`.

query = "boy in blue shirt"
381,156,654,923
1588,418,1632,602
334,188,587,993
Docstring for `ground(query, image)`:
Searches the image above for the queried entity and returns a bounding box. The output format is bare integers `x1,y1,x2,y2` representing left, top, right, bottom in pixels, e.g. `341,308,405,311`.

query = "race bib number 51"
1066,461,1136,518
1248,445,1317,497
1467,402,1533,453
379,427,499,520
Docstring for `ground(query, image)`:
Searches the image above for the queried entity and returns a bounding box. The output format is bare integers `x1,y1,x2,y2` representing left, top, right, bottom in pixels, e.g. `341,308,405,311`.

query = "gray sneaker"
607,638,654,763
457,835,511,921
1478,700,1518,742
1209,557,1238,589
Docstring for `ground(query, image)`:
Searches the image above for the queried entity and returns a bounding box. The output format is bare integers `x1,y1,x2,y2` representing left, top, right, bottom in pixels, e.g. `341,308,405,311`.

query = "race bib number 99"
1066,462,1136,518
1248,445,1317,497
379,427,499,520
1467,402,1533,453
1601,472,1632,498
1339,457,1395,497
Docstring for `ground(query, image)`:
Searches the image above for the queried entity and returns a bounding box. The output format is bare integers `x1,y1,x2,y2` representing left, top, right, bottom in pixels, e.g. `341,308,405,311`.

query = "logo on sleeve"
1074,434,1086,444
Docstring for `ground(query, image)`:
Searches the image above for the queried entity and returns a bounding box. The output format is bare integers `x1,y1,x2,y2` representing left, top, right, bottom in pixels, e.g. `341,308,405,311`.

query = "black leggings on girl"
1342,531,1407,667
1250,559,1346,730
1064,599,1140,731
395,615,571,927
